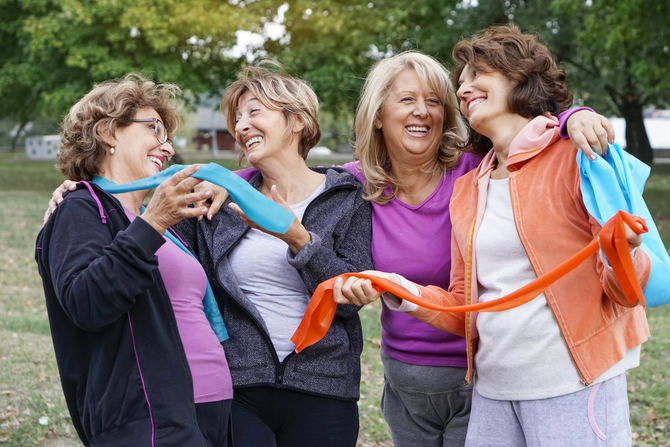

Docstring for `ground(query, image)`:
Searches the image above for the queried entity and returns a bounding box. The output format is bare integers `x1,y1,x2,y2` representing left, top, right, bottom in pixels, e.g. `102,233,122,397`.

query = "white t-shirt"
474,177,639,400
227,180,326,362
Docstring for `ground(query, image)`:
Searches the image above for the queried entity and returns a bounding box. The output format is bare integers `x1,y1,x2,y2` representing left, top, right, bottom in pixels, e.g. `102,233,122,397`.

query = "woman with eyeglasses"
35,74,233,446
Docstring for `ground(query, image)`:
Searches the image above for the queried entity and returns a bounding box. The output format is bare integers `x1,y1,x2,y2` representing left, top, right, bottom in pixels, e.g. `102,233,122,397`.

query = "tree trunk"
10,121,28,152
620,95,654,165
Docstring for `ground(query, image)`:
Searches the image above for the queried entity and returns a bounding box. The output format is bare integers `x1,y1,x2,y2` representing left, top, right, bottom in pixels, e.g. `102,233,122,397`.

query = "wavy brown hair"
58,74,181,181
453,25,573,154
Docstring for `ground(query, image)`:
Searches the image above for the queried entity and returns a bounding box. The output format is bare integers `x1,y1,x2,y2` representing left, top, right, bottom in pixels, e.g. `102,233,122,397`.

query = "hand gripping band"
93,163,295,234
291,210,648,353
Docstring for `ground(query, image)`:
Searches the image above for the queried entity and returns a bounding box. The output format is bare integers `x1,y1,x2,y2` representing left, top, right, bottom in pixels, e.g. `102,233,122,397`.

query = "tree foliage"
0,0,257,149
2,0,667,161
258,0,668,162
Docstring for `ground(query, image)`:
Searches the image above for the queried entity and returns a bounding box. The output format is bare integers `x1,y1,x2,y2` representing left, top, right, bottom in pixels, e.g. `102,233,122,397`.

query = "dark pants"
195,399,233,447
231,386,359,447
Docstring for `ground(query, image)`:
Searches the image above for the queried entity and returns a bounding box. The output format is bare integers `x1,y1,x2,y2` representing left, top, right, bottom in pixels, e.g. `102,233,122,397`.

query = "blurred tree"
259,0,668,163
547,0,670,164
0,0,255,151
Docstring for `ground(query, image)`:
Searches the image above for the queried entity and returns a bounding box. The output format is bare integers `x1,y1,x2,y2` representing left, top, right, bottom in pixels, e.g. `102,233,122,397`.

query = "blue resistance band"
93,163,294,234
578,143,670,307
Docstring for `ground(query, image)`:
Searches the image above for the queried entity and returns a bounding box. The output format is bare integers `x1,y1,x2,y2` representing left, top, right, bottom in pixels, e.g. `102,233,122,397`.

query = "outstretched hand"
228,184,310,254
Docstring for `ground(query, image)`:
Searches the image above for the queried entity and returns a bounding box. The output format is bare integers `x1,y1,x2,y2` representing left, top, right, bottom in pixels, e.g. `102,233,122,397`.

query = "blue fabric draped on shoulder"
577,143,670,307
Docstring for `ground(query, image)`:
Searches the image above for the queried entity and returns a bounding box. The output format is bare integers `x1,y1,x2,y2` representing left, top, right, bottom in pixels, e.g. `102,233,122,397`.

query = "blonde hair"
353,51,468,204
58,73,181,181
221,61,320,160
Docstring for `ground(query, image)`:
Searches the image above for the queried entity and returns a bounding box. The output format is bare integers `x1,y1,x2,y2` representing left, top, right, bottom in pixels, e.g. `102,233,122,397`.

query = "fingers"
624,222,643,250
43,207,53,225
270,185,289,207
184,189,213,207
228,202,253,227
165,164,201,186
567,110,614,158
590,125,609,155
333,276,382,306
44,180,78,224
206,186,229,220
603,117,616,144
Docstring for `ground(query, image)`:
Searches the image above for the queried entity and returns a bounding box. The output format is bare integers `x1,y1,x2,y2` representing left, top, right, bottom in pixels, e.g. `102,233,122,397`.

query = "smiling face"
378,69,445,163
233,90,301,166
456,63,517,137
102,107,174,183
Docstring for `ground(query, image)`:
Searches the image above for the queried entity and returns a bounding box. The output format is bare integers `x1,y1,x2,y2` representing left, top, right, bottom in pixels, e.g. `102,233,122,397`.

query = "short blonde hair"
221,61,320,160
353,51,468,205
58,73,181,181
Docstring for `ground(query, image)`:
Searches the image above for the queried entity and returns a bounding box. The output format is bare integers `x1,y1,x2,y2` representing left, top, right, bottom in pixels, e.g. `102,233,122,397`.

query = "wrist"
285,224,311,254
139,212,167,235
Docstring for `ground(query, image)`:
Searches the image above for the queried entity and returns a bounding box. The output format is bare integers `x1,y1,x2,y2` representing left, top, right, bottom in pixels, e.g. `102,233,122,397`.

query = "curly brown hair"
58,74,181,181
453,25,573,154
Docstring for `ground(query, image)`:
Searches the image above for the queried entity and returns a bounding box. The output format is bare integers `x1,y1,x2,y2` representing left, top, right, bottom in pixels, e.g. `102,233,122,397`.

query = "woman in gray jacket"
174,64,372,447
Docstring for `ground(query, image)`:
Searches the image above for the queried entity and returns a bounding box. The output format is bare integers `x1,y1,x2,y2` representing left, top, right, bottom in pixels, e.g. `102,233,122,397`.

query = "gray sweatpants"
465,373,631,446
380,349,472,447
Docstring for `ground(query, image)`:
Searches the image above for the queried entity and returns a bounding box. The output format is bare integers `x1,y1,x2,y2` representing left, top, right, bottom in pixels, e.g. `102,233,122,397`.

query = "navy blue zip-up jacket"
35,183,206,446
174,167,372,400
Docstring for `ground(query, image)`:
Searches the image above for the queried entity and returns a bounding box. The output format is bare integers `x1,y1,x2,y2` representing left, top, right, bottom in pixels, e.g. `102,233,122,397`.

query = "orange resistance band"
291,210,648,353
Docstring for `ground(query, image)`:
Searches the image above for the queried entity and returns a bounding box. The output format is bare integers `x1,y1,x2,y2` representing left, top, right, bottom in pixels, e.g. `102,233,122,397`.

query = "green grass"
0,153,668,446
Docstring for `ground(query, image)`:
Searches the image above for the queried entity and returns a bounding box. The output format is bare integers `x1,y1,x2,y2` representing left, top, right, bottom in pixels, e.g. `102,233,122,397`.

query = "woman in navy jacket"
36,75,232,446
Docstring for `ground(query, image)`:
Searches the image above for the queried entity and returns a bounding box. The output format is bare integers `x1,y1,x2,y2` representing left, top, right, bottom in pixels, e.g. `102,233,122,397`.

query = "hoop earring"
109,147,115,155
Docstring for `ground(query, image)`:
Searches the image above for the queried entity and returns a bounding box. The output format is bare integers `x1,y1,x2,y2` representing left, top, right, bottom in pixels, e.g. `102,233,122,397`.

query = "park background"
1,0,669,445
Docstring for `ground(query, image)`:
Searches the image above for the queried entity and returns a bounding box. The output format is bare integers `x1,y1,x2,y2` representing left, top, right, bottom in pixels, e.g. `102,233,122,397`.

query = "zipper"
507,175,590,385
213,173,355,385
214,227,284,382
464,219,476,381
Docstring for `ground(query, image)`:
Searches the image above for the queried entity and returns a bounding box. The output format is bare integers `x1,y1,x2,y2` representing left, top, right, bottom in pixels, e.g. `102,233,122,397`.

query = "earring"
109,147,115,155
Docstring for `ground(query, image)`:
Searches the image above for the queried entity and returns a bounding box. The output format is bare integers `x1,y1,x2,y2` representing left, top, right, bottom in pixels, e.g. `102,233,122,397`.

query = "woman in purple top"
37,74,233,446
335,51,614,446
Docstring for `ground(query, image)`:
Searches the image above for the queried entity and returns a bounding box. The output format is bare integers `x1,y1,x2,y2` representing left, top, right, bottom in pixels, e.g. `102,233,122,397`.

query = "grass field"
0,152,668,446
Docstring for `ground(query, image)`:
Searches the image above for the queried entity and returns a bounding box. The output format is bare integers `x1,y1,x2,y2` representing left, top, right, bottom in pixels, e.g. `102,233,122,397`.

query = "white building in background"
25,135,60,160
609,117,670,151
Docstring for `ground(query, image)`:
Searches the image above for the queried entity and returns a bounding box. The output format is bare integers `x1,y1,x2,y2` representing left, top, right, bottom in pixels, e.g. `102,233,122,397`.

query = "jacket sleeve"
410,231,467,337
288,193,373,319
45,197,165,331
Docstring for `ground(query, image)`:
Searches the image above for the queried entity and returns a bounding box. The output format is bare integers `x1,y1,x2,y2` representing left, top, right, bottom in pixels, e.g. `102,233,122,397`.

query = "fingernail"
335,277,342,286
589,154,596,160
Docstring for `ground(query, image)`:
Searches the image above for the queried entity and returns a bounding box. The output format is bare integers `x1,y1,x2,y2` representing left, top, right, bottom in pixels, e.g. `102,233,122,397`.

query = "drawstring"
79,181,106,224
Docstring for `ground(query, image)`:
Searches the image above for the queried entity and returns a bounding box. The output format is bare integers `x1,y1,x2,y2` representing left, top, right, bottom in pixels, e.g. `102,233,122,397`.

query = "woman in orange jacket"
334,25,650,445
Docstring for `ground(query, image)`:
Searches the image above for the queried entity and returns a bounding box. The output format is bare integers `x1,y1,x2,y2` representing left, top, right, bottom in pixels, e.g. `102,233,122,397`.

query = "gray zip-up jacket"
174,167,372,400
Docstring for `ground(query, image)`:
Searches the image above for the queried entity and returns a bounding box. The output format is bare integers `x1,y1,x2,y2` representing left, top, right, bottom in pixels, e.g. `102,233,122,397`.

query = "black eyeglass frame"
129,118,169,144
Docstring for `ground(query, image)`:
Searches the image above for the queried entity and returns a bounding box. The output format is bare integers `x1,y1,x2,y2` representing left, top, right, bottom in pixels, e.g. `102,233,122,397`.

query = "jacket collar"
475,115,561,179
248,166,357,191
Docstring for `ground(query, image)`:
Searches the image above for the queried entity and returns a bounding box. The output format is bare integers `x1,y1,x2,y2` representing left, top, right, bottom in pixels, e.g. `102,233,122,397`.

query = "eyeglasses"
129,118,169,144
